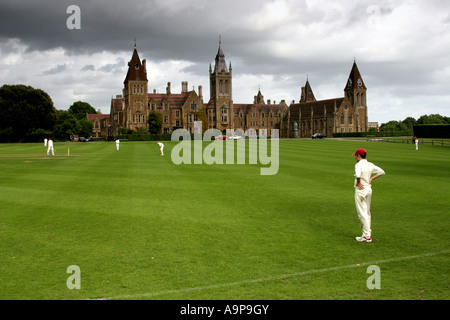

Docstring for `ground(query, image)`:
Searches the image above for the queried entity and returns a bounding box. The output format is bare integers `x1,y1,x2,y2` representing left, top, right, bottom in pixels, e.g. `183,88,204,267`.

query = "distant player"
116,139,120,151
47,138,55,156
156,141,164,156
415,137,419,151
352,148,385,242
44,138,48,147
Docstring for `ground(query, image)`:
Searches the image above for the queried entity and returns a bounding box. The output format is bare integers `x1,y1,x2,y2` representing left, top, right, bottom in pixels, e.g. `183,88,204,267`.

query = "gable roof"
345,61,366,90
124,47,148,84
86,113,110,122
300,80,316,103
290,97,345,119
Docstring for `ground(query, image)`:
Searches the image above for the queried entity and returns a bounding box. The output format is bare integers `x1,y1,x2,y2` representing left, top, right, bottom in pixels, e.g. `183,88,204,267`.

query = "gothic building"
108,42,287,137
105,41,368,139
281,61,368,138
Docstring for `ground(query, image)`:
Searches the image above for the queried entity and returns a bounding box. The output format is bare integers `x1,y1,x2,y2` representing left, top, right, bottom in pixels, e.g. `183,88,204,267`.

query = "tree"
0,84,57,142
379,120,407,132
402,117,416,130
416,114,445,125
78,118,93,138
54,110,80,140
148,111,163,134
68,101,96,120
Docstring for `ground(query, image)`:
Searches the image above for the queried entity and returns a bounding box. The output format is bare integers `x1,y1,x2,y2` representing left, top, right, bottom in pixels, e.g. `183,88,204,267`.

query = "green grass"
0,139,448,300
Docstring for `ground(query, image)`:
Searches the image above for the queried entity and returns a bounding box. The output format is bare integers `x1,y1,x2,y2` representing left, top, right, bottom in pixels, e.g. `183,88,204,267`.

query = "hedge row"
413,124,450,138
333,131,412,138
115,134,173,141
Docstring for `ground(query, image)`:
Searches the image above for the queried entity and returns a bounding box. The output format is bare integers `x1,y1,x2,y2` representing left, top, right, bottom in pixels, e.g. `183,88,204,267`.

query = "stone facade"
282,61,368,138
105,43,368,139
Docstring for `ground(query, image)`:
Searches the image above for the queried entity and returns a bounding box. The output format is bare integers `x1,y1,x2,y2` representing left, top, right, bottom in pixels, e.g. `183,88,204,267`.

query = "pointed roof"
300,79,316,103
345,61,366,90
124,47,148,84
214,39,228,73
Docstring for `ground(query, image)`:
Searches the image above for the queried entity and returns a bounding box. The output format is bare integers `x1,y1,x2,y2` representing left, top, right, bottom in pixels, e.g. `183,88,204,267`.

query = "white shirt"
116,139,120,144
157,142,164,148
354,159,385,188
48,139,53,148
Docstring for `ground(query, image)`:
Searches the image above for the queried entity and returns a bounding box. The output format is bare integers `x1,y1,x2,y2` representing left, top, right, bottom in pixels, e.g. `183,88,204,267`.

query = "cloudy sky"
0,0,449,124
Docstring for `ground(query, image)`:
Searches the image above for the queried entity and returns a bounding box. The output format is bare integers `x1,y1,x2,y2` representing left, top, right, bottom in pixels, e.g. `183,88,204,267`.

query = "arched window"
340,114,345,125
349,114,353,125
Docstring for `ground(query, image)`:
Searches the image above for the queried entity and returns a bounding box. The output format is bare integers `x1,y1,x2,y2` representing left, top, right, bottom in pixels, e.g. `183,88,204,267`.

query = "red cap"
352,148,366,156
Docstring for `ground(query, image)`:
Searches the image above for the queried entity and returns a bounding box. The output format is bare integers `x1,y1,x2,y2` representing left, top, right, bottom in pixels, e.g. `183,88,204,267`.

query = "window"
164,116,168,124
349,114,353,125
176,110,180,118
340,114,345,125
191,102,197,111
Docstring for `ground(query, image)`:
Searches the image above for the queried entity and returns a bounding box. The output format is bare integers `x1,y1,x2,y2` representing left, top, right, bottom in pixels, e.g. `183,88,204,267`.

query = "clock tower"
209,38,233,132
344,60,367,131
123,45,148,131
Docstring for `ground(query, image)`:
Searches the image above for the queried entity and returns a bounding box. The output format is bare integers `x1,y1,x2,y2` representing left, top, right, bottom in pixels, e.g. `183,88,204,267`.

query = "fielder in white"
353,148,385,243
116,139,120,151
156,141,164,156
47,138,55,156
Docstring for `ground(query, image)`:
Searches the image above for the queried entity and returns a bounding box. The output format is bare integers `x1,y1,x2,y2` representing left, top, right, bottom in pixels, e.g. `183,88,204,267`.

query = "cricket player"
44,138,47,147
156,141,164,156
116,139,120,151
353,148,385,242
415,137,419,151
47,138,55,156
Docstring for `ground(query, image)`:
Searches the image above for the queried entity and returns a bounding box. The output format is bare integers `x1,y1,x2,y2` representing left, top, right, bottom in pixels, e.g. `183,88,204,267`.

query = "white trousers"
160,146,164,155
47,146,54,156
355,187,372,238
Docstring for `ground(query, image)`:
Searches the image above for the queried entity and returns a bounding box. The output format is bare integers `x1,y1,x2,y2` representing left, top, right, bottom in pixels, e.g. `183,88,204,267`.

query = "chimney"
301,87,306,102
142,59,147,74
166,82,171,94
198,85,203,100
268,99,271,105
182,81,188,93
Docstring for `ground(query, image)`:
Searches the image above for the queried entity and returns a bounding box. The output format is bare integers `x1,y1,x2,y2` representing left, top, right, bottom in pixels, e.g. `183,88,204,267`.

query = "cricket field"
0,139,448,300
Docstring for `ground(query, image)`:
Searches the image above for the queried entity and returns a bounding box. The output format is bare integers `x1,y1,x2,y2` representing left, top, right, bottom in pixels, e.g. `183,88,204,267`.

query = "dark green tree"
0,84,57,142
402,117,416,130
68,101,96,120
78,118,93,137
54,110,80,140
379,120,407,132
416,114,445,125
148,111,163,134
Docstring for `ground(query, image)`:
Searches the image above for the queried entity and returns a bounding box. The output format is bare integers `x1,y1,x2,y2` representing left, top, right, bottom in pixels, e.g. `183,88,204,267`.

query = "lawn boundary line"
103,249,449,300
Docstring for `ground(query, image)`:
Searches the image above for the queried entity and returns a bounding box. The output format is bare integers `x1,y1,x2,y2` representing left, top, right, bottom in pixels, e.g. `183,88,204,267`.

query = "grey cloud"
81,64,95,71
42,64,67,75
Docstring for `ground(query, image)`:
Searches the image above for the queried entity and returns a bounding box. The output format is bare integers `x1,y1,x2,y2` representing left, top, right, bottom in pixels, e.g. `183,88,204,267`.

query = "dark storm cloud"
1,0,449,122
0,0,259,61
